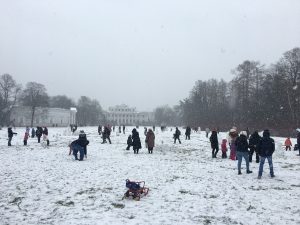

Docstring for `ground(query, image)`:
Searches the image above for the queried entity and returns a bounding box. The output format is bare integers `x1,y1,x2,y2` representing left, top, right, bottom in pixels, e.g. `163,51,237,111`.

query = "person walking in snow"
131,128,142,154
43,127,49,146
185,126,191,140
249,131,261,163
257,129,275,179
8,127,17,146
126,135,132,150
209,130,219,158
123,125,126,134
235,131,252,175
146,129,155,154
221,139,228,158
173,127,181,144
284,137,292,151
102,125,112,144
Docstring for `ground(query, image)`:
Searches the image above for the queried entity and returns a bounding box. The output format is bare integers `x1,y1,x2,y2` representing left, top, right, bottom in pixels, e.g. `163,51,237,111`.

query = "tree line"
154,47,300,135
0,76,104,127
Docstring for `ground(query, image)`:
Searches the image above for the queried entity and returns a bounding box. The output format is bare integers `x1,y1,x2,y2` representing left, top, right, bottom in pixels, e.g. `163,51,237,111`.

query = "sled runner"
122,179,149,201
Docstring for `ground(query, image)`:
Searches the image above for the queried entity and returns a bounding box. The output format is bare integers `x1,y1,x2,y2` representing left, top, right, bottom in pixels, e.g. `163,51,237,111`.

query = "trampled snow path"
0,127,299,225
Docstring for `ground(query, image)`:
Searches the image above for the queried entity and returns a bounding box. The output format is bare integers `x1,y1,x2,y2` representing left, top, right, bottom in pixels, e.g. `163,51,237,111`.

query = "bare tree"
21,82,49,127
277,47,300,126
49,95,75,109
76,96,104,126
0,74,21,126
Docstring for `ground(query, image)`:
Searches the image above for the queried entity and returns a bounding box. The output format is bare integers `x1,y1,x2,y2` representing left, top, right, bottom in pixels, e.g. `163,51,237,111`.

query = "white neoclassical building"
105,104,154,125
10,106,77,127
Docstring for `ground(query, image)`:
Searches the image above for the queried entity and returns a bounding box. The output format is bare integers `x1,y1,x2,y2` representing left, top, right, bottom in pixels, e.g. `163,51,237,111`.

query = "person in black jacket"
31,127,35,138
174,127,181,144
8,127,17,146
69,133,89,161
36,126,43,143
249,131,261,163
185,126,191,140
131,128,142,154
102,126,111,144
209,130,219,158
79,130,89,158
257,129,275,179
235,131,252,175
126,135,132,150
297,132,300,156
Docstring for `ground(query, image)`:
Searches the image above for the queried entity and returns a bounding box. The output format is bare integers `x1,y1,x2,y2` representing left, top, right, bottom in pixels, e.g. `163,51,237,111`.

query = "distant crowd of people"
7,126,49,146
7,124,300,180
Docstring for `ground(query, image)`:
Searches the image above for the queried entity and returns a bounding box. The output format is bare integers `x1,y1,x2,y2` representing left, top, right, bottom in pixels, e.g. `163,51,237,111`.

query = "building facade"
105,104,154,125
10,106,77,127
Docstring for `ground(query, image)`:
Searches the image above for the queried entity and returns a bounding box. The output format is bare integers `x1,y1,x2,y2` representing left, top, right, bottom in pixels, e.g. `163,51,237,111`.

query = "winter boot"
246,170,253,174
238,170,242,175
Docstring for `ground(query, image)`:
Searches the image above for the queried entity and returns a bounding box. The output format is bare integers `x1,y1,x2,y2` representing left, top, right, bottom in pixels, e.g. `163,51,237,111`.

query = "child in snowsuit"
284,137,292,151
126,135,132,150
221,139,227,158
24,131,29,146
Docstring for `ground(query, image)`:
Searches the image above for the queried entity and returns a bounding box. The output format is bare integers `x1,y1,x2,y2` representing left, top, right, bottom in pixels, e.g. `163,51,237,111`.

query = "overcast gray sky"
1,0,300,111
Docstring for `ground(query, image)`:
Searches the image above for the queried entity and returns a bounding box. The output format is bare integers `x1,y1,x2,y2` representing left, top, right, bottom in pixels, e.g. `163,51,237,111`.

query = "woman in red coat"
146,129,155,154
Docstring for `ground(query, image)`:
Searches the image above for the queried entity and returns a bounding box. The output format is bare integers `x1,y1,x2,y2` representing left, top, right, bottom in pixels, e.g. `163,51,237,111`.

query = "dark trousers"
37,135,41,143
285,146,291,151
212,147,219,158
102,135,111,144
84,147,87,157
126,145,131,150
249,147,259,163
73,145,84,160
185,134,190,140
174,137,181,144
133,147,139,154
24,140,27,146
8,137,12,146
148,147,153,154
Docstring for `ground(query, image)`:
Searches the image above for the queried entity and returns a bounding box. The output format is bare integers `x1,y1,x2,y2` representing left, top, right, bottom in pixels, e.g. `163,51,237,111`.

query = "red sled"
122,179,149,201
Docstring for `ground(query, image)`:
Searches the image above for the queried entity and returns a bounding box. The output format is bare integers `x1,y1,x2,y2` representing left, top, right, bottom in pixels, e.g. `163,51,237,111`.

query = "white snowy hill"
0,127,299,225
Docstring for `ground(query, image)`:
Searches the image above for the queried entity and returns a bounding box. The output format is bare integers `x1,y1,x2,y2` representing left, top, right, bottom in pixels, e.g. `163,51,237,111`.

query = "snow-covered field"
0,126,299,225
